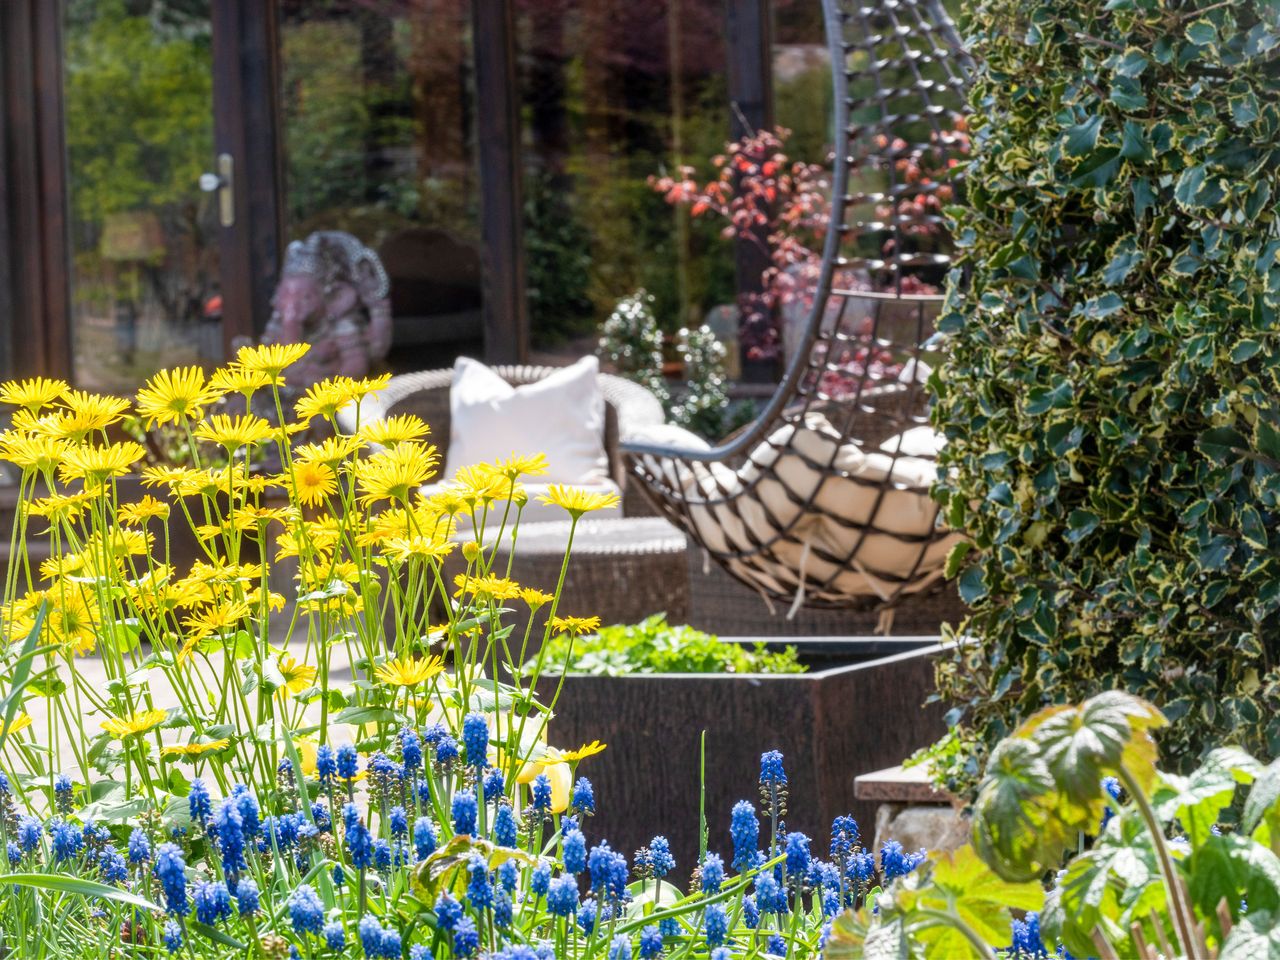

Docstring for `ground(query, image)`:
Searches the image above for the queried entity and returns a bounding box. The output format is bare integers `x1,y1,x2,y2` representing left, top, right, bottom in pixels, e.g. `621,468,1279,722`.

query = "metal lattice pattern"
622,0,971,612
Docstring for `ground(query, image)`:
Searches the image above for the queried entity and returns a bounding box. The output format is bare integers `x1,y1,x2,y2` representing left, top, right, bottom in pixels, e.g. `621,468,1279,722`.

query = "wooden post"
0,0,73,379
726,0,776,380
211,0,284,350
471,0,529,364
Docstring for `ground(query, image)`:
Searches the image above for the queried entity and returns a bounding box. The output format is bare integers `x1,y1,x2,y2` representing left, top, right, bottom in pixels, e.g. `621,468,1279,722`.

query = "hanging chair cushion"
447,355,609,485
678,413,962,600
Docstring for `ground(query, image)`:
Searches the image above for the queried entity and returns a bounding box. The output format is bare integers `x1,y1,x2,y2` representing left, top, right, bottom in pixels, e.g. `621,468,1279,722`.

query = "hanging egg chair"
623,0,972,614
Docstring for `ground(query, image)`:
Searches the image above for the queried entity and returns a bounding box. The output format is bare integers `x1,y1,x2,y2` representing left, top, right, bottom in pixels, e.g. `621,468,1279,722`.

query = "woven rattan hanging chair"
623,0,972,615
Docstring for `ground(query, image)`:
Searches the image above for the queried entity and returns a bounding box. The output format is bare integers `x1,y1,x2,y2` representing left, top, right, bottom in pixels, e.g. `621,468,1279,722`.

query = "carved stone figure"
262,231,393,386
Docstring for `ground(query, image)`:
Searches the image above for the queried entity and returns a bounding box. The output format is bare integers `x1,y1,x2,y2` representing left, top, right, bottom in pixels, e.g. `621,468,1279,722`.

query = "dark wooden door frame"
0,0,73,380
727,0,777,380
472,0,529,364
0,0,282,382
211,0,285,351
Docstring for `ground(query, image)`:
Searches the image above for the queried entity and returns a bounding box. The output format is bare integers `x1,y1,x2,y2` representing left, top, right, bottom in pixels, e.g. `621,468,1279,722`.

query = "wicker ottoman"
454,516,689,633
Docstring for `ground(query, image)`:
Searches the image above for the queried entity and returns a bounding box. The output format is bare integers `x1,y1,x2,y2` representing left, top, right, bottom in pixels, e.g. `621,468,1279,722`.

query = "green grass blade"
0,601,49,754
0,872,160,912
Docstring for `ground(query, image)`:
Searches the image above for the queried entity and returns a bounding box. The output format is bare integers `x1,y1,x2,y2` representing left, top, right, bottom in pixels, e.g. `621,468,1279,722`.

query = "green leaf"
1154,747,1260,846
0,872,160,912
913,845,1043,949
1189,834,1280,932
1063,116,1103,157
1070,148,1121,188
1221,910,1280,960
945,541,974,580
1244,759,1280,834
0,604,49,755
1186,19,1218,46
1024,691,1166,802
1258,421,1280,462
188,920,247,950
971,738,1063,881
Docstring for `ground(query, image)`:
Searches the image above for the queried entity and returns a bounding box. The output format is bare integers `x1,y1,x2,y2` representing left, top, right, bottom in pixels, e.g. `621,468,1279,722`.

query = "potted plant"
533,614,948,868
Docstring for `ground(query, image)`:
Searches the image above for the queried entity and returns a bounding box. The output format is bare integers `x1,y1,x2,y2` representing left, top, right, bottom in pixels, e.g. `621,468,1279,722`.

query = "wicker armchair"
340,364,666,514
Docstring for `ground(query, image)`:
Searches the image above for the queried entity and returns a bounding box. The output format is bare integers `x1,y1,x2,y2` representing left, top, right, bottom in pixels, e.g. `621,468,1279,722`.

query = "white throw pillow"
447,356,608,484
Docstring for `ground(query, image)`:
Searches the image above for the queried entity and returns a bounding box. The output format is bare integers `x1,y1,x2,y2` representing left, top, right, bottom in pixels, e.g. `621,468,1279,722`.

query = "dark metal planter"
535,637,947,874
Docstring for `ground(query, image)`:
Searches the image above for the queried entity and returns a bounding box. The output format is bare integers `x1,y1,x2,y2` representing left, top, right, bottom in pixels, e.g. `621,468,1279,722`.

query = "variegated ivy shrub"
931,0,1280,791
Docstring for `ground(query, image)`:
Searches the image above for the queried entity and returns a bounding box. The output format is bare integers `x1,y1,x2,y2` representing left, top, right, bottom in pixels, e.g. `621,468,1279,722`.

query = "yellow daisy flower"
25,491,95,522
560,740,607,762
375,655,445,688
118,495,172,526
453,573,521,601
1,712,33,737
101,708,168,739
494,453,549,480
209,363,272,399
287,461,337,507
550,615,601,636
341,373,392,401
57,441,146,486
236,342,310,381
277,655,317,696
0,433,69,472
52,390,132,436
160,738,231,759
294,379,358,422
135,366,219,426
194,413,275,449
358,414,431,448
518,587,555,610
40,552,84,580
294,434,365,467
0,377,68,411
183,599,252,638
353,442,440,504
381,535,456,564
538,485,620,518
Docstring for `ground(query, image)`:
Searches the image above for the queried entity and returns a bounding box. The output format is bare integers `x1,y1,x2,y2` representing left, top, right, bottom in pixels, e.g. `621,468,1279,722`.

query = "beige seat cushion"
679,413,959,600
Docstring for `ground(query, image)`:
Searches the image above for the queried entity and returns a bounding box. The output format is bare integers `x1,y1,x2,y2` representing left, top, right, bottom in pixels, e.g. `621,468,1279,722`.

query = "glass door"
277,0,484,372
62,0,223,393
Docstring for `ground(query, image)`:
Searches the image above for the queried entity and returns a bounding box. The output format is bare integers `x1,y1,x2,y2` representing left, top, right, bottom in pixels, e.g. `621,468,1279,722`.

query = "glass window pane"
279,0,483,371
63,0,221,392
518,0,735,347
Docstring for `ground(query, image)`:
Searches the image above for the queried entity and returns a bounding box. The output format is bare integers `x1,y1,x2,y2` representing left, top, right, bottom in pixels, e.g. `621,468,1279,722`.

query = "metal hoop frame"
622,0,972,611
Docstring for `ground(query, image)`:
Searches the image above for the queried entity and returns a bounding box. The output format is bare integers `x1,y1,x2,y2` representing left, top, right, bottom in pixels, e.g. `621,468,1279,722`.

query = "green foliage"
598,293,734,441
598,290,670,405
526,613,805,677
525,172,596,345
836,691,1280,959
669,324,732,440
931,0,1280,789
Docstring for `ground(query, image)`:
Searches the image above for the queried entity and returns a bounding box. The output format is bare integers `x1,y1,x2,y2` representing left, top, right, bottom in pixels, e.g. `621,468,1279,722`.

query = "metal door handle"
199,153,235,227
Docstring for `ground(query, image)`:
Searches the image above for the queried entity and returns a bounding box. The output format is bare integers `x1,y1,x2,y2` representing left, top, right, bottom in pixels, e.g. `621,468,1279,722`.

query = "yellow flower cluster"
0,346,622,791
